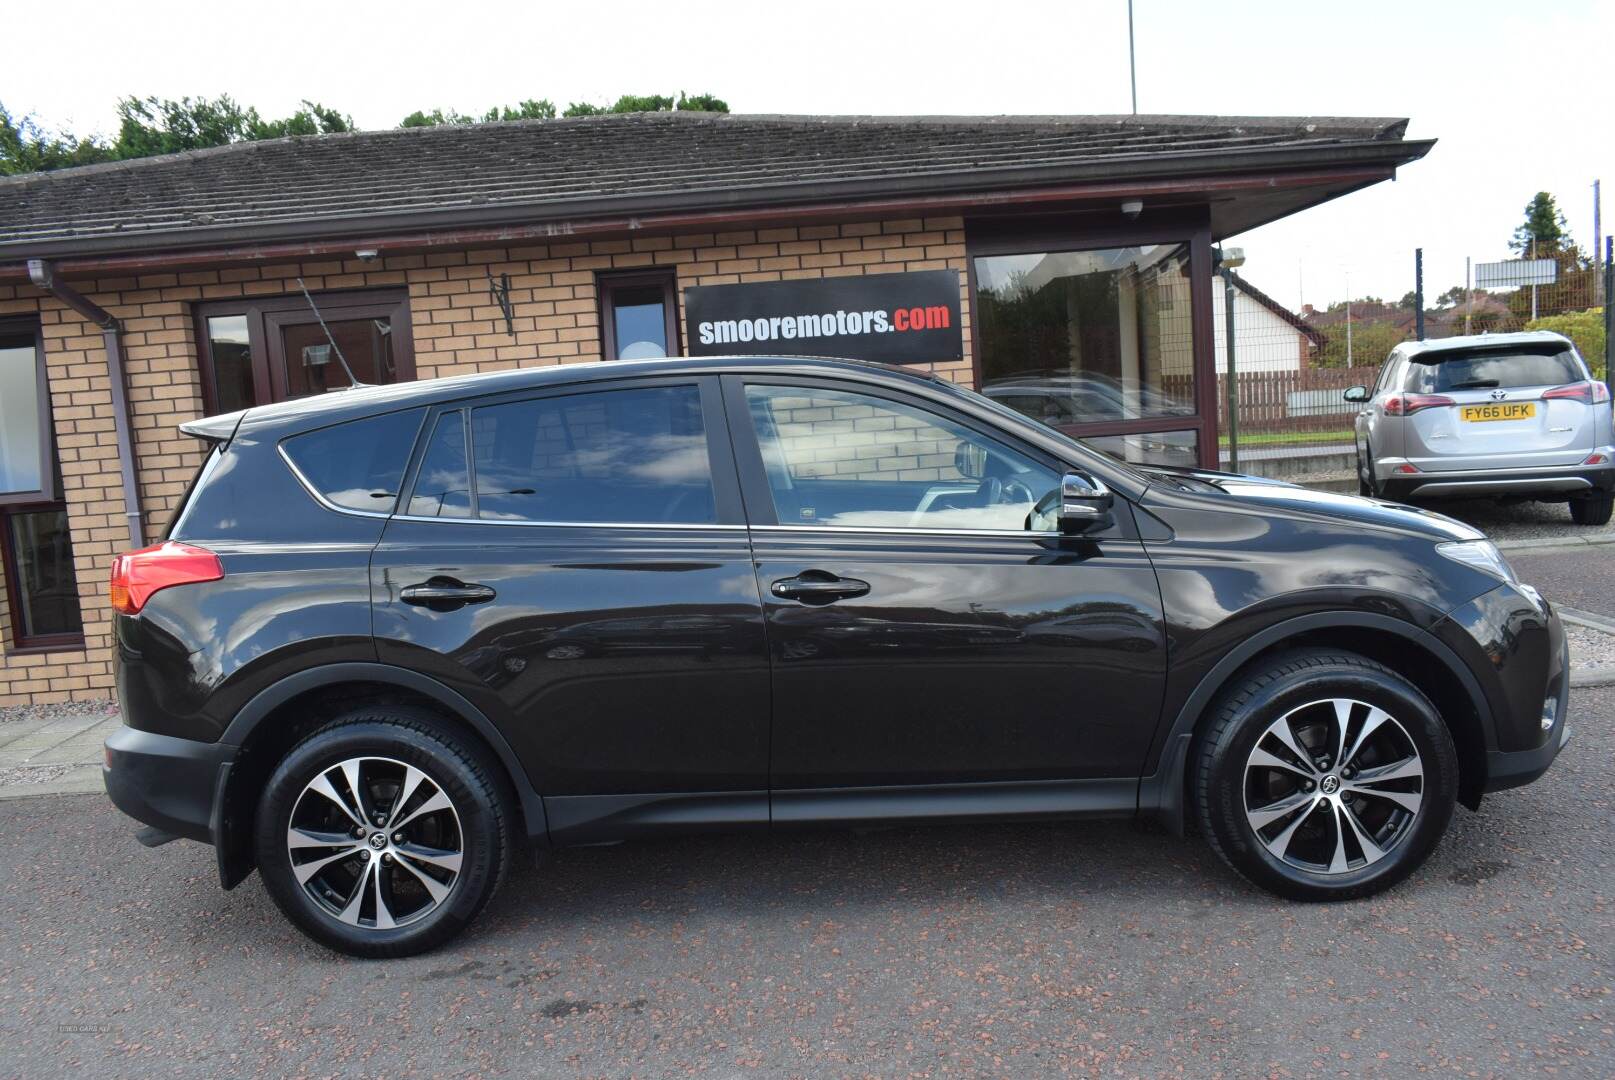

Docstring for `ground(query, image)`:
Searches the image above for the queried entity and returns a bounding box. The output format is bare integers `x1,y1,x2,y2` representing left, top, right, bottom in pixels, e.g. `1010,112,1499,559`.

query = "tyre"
1570,493,1613,526
1356,449,1378,498
1193,649,1457,902
254,706,514,957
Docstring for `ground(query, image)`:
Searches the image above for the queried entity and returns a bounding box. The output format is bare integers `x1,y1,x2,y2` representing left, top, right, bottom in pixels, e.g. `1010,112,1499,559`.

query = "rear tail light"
1586,453,1610,465
1542,381,1611,404
1394,464,1420,474
1382,393,1455,416
109,541,224,615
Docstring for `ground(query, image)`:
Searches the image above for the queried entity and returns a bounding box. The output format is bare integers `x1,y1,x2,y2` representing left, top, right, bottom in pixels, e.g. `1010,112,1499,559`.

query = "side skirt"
544,778,1140,847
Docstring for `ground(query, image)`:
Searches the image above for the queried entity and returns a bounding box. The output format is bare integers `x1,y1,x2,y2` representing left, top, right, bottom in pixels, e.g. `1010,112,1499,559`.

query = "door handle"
400,580,497,607
771,572,870,605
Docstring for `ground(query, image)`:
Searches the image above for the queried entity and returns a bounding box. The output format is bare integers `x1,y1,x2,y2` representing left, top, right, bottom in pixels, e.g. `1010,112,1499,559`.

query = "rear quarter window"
1407,348,1583,393
281,409,425,513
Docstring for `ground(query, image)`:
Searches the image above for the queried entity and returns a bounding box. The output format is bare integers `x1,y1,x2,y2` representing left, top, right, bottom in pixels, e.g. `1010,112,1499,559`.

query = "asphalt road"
1,689,1611,1079
1508,545,1615,619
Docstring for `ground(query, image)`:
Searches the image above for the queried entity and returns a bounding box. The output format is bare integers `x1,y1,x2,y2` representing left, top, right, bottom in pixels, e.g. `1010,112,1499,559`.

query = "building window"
194,290,414,414
1,506,83,649
599,272,680,360
0,321,57,506
973,242,1202,469
0,319,82,650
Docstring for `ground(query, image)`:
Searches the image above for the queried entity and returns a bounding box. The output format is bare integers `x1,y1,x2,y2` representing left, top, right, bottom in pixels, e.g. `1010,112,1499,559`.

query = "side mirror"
954,441,987,480
1343,385,1370,403
1059,471,1114,534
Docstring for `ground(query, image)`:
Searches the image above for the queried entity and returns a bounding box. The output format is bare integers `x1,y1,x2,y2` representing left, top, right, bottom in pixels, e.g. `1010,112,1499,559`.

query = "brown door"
266,302,407,400
195,290,415,412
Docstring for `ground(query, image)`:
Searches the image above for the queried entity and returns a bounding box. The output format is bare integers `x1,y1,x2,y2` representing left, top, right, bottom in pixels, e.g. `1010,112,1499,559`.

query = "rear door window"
1407,348,1582,393
281,409,424,513
466,384,716,523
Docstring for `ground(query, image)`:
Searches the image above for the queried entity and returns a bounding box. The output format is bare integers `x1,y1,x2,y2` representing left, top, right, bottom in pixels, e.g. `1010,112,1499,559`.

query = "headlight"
1436,539,1518,585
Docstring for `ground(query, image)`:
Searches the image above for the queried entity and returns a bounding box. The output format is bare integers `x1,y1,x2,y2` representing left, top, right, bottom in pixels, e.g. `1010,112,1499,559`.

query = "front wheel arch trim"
1137,610,1494,835
220,662,548,844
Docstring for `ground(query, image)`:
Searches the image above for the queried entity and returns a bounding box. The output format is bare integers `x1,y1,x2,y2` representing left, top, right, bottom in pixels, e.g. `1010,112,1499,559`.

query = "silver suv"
1347,331,1615,524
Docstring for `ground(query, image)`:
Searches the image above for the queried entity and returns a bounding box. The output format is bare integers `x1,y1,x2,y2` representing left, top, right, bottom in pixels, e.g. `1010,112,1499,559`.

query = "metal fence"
1215,249,1609,487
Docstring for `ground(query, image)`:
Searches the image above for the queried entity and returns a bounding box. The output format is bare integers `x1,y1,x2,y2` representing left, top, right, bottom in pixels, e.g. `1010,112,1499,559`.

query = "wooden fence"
1163,366,1380,434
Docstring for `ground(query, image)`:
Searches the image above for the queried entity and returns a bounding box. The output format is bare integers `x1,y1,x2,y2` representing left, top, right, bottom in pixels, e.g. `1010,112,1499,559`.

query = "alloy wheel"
286,756,464,930
1242,698,1424,874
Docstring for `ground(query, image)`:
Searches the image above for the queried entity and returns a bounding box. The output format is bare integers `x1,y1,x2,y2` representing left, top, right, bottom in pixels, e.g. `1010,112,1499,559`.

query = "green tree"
113,95,350,158
0,101,115,175
1315,319,1411,369
400,100,557,128
562,91,728,118
1526,308,1607,379
1510,191,1570,256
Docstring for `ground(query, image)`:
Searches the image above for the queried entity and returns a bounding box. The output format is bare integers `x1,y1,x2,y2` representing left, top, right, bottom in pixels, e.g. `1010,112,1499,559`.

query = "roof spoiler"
179,409,247,443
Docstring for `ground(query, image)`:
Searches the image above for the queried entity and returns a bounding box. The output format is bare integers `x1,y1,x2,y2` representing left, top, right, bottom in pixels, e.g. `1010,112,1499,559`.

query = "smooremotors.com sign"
684,270,963,364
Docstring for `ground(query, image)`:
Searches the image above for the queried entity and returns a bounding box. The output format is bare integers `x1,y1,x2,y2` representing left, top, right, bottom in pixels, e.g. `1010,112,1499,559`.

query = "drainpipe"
26,259,146,550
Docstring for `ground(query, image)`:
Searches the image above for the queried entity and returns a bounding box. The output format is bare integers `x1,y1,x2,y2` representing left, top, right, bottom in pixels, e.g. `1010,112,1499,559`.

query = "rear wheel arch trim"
222,662,548,843
1139,610,1494,833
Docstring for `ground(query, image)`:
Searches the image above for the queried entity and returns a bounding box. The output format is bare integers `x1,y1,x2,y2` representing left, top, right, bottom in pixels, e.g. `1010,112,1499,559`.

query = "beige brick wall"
0,214,971,705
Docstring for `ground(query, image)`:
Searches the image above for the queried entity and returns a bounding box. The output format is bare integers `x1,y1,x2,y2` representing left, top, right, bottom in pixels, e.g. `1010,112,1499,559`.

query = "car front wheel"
1194,649,1458,901
254,708,514,957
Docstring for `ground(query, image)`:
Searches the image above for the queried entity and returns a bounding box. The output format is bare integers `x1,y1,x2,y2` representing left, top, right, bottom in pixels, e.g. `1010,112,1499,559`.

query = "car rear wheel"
1356,449,1378,498
1570,492,1613,526
254,707,514,957
1194,649,1457,901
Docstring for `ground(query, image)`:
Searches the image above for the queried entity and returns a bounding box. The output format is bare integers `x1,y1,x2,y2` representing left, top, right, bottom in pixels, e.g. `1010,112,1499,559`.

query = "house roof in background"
1231,273,1326,346
0,112,1432,262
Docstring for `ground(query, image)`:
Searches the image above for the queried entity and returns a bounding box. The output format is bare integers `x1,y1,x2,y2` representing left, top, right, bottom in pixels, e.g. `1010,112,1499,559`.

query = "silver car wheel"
287,755,464,929
1243,698,1424,875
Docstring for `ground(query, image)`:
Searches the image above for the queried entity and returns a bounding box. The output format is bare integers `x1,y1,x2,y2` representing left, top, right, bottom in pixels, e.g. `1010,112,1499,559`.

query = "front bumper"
103,725,235,845
1378,461,1615,501
1482,616,1572,793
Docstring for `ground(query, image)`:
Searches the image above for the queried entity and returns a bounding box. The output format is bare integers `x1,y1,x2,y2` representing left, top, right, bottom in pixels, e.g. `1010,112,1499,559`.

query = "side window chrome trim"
388,514,747,531
749,523,1056,539
276,443,395,520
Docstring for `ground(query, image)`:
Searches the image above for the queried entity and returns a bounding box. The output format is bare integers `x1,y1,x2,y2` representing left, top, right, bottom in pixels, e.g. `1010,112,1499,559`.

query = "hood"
1136,465,1485,543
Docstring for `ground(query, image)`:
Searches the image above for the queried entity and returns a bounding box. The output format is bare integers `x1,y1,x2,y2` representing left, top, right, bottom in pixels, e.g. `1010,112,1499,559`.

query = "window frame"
965,213,1218,469
720,373,1074,537
0,504,85,653
193,289,415,415
0,317,58,507
598,270,681,362
395,375,745,529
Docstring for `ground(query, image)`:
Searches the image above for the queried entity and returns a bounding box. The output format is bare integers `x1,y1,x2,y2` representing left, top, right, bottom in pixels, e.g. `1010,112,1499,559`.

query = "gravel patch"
0,698,117,726
1566,621,1615,671
0,763,77,786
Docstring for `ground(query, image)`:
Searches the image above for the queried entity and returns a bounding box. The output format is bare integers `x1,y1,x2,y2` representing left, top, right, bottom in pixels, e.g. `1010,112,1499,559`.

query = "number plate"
1460,403,1536,422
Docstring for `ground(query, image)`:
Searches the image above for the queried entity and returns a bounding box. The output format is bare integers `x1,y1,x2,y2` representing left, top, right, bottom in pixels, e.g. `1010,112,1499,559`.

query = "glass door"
195,290,414,412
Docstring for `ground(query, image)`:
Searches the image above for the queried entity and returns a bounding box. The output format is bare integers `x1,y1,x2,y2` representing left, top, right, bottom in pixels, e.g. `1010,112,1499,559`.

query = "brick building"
0,112,1431,704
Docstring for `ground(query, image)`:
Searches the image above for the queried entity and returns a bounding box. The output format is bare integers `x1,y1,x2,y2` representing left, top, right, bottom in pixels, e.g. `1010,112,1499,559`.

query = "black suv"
105,357,1569,957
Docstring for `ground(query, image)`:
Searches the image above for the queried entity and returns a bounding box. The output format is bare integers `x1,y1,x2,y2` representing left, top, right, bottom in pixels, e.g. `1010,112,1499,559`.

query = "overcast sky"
6,0,1611,310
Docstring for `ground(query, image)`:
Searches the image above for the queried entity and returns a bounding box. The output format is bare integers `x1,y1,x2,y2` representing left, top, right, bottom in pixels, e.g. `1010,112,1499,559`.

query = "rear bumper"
1379,462,1615,501
102,725,234,845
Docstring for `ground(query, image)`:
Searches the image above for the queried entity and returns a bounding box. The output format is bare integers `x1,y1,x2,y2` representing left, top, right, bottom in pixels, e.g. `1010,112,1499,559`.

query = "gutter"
25,259,145,549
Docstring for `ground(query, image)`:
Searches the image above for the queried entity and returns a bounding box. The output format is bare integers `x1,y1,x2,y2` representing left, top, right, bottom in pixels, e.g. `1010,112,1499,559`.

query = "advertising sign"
685,270,963,364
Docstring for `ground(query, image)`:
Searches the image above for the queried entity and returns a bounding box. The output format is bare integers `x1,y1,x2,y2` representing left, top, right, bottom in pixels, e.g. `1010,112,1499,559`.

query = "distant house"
1214,274,1325,372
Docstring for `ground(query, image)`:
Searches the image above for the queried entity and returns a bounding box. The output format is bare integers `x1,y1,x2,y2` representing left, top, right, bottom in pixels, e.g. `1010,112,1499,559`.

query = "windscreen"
1406,347,1582,393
